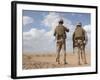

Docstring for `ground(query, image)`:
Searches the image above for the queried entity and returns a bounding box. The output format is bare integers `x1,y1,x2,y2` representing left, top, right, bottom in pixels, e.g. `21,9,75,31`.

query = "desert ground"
22,52,91,69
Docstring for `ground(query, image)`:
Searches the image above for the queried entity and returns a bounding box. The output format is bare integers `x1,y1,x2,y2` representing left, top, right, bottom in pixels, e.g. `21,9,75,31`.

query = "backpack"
55,25,66,39
55,25,65,35
74,27,85,40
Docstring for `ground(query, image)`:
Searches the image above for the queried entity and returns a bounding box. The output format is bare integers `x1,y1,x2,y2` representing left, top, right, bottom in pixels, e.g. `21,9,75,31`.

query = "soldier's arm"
82,28,88,44
85,31,88,43
64,27,69,32
54,29,56,36
72,32,75,41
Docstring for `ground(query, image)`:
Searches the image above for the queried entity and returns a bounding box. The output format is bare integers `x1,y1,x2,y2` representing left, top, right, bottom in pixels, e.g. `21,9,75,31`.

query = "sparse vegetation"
22,53,90,69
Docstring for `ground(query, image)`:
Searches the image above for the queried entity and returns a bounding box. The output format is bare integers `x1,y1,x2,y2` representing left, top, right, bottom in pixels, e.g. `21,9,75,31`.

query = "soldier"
54,19,69,64
73,22,88,65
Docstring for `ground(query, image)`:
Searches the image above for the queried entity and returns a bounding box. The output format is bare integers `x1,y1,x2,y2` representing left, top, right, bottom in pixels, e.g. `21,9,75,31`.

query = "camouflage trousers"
56,39,67,64
74,39,87,64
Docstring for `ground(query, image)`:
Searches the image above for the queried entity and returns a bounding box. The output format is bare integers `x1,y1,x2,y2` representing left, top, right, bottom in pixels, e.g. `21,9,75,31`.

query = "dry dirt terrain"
22,53,90,69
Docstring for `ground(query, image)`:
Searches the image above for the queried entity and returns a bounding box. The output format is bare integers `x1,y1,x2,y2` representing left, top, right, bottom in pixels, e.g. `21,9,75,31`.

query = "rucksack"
55,25,65,36
74,27,85,40
55,25,66,39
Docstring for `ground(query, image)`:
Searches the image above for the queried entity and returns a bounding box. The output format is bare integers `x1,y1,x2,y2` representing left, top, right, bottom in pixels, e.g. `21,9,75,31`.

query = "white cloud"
23,16,34,26
43,12,71,28
83,25,91,51
23,12,75,53
42,12,59,30
83,25,91,33
23,28,55,53
83,25,91,41
42,12,72,34
23,12,91,53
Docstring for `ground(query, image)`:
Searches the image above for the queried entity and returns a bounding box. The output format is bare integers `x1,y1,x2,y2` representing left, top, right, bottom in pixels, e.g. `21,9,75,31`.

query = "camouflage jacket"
73,27,87,41
54,24,69,40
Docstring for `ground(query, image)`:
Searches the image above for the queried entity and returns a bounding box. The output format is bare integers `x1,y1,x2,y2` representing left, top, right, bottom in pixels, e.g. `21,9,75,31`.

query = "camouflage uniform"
73,22,87,64
73,26,85,41
54,20,69,64
73,22,87,47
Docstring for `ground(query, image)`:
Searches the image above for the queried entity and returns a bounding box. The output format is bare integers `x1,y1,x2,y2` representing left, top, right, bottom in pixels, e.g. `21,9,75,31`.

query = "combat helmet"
58,19,64,24
76,22,82,27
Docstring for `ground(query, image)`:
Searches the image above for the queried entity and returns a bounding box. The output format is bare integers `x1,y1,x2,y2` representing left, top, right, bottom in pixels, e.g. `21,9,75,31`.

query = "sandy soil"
22,53,91,69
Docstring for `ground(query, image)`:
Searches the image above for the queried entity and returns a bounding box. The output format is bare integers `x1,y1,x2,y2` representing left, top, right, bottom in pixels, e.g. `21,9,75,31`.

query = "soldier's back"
74,27,85,39
55,25,65,36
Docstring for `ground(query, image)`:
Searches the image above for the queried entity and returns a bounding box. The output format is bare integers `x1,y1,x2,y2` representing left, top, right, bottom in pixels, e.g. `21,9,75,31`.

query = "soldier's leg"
78,40,83,65
73,42,75,54
78,47,81,65
80,48,84,63
62,41,67,64
56,43,61,64
73,47,75,54
83,48,87,64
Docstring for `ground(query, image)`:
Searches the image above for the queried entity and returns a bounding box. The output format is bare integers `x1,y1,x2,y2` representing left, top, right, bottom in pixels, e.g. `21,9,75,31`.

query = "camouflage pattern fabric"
54,24,69,64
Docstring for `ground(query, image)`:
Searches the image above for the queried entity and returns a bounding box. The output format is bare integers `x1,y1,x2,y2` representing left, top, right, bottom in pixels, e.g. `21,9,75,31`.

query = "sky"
22,10,91,53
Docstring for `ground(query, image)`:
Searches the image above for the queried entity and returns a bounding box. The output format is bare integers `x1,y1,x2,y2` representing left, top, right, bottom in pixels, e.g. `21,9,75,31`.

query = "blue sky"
22,10,91,53
23,10,90,32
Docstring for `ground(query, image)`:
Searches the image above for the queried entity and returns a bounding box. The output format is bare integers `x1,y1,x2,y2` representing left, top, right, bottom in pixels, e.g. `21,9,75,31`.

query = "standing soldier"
54,19,69,64
73,22,88,65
